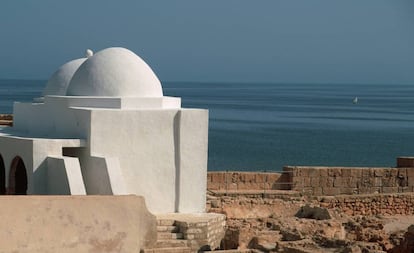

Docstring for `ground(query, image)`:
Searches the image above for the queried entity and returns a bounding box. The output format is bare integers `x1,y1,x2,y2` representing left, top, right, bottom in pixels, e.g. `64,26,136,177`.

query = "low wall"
285,166,414,196
0,195,157,253
318,193,414,216
207,171,289,191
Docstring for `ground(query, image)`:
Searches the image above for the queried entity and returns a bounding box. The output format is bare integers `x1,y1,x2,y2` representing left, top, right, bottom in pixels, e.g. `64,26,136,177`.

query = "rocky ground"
206,192,414,253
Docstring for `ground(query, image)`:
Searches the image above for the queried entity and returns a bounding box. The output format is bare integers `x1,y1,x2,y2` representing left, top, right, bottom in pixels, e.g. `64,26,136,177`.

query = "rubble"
207,192,414,253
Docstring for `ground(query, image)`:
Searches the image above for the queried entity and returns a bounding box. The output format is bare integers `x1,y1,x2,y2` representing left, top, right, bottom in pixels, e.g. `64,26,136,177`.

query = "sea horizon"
1,79,414,171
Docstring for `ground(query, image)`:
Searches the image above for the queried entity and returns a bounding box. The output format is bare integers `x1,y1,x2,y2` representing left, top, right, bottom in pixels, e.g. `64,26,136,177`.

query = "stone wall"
318,193,414,216
285,166,414,196
208,166,414,197
207,171,290,191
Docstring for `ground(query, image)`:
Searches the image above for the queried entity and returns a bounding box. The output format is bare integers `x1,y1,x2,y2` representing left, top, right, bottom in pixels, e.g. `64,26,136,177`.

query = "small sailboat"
352,97,358,104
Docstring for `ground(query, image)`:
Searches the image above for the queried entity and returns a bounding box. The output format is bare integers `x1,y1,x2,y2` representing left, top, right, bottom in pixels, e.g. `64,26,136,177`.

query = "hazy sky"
1,0,414,84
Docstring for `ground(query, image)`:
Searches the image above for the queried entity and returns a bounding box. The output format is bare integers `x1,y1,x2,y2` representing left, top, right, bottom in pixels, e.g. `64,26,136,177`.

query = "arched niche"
8,156,27,195
0,154,5,195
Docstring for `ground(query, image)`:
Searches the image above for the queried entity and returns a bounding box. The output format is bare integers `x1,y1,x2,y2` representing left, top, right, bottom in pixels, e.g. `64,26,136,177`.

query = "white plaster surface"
0,47,209,214
85,109,208,213
177,109,209,213
88,109,178,212
67,47,163,97
43,58,86,96
0,135,85,194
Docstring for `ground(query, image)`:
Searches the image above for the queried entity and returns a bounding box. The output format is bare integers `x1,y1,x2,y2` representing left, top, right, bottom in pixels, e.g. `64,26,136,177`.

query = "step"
155,239,188,248
157,232,184,240
157,219,176,226
141,246,191,253
157,225,179,233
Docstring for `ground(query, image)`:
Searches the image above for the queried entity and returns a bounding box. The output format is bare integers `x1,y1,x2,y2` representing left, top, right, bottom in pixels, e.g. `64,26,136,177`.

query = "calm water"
1,79,414,171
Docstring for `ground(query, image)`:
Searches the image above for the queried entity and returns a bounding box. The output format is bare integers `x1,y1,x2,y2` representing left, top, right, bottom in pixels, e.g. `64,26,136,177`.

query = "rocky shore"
206,171,414,253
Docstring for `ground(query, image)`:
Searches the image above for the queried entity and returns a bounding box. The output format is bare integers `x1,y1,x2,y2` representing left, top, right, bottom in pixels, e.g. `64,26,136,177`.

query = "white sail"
352,97,358,104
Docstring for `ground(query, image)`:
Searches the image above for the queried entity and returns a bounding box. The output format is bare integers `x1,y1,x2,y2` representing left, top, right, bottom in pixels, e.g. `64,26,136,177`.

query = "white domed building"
0,47,208,213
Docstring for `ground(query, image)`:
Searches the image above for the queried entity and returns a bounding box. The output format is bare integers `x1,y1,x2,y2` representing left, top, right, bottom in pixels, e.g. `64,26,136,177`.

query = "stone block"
374,177,382,187
236,182,251,190
358,187,379,194
301,187,314,195
291,179,303,190
319,177,334,187
398,187,409,193
341,188,358,195
303,177,311,188
382,187,398,193
350,169,363,178
362,168,372,178
342,168,354,177
311,177,320,186
296,168,307,177
211,172,225,184
390,168,399,177
322,187,341,196
263,182,272,190
333,177,344,187
358,178,372,188
374,169,384,177
242,173,256,183
227,183,237,191
308,168,320,177
319,168,329,177
383,178,397,187
313,187,323,196
186,228,203,234
255,173,266,183
229,173,240,183
328,168,342,177
344,177,358,188
207,182,220,191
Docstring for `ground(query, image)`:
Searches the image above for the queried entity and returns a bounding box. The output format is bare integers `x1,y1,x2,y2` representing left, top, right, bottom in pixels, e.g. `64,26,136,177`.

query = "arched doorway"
0,155,5,195
8,156,27,195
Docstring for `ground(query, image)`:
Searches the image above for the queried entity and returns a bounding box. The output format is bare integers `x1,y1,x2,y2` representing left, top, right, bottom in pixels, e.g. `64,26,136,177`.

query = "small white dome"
66,47,163,97
43,58,86,96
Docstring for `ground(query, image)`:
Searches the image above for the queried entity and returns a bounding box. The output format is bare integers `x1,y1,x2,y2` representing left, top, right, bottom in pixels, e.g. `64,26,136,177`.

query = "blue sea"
1,79,414,171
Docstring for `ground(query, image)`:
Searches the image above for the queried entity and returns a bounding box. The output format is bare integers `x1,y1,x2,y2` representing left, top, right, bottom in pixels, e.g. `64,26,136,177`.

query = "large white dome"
66,47,163,97
43,58,86,96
